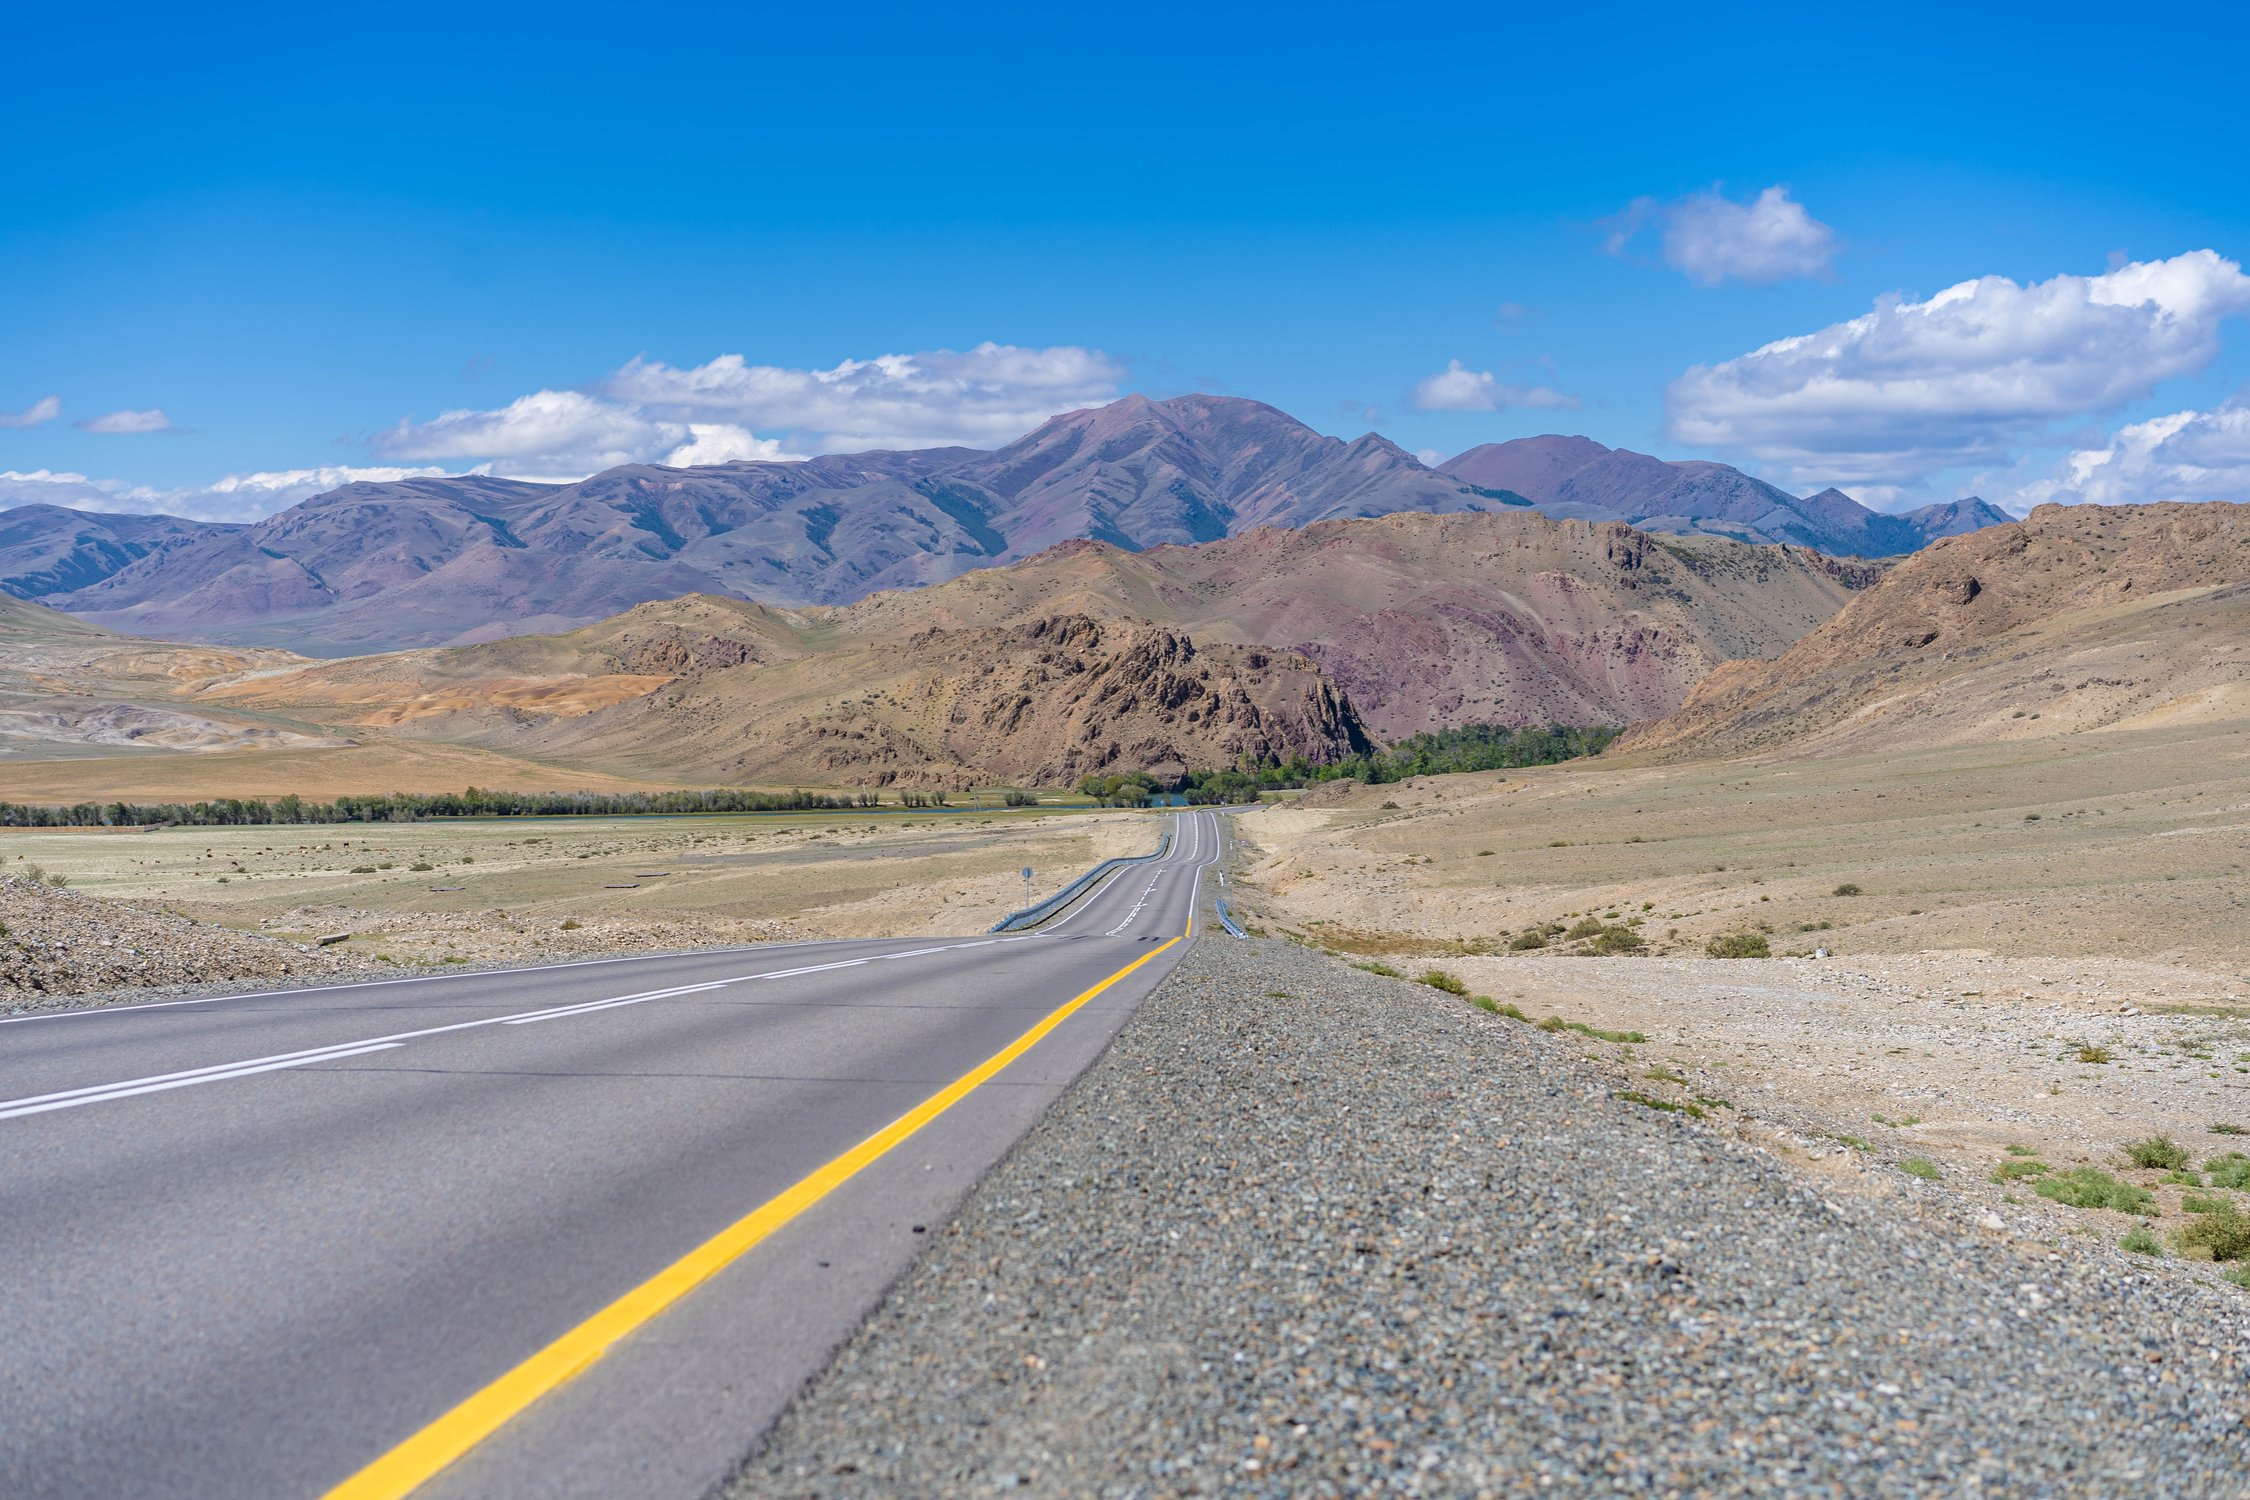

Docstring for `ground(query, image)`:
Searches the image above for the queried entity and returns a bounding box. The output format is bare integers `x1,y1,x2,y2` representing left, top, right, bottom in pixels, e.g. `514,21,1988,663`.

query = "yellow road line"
323,931,1187,1500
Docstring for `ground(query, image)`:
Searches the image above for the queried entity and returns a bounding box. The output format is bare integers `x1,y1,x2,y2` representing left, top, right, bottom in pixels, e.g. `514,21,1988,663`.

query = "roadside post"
1020,867,1033,905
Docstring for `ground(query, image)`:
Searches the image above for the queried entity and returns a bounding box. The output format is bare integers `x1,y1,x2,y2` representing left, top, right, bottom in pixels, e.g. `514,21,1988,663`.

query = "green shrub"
1538,1016,1645,1043
1564,917,1606,941
1900,1158,1939,1181
1352,961,1403,979
2121,1225,2164,1256
1418,969,1468,996
1590,925,1645,955
2213,1123,2249,1136
2206,1153,2250,1189
2124,1136,2191,1170
1508,930,1547,951
350,865,377,874
558,918,581,930
1833,883,1862,896
1618,1089,1706,1119
2176,1205,2250,1262
1470,994,1501,1013
2033,1167,2156,1215
1705,932,1771,959
409,861,435,873
2076,1043,2113,1064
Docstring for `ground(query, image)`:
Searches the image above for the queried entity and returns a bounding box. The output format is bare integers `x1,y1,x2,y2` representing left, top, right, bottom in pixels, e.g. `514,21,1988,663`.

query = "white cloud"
0,464,450,523
2022,394,2250,507
602,341,1124,450
74,408,173,434
1666,250,2250,488
370,342,1115,478
659,424,799,467
1605,186,1838,287
1409,359,1579,414
0,395,62,429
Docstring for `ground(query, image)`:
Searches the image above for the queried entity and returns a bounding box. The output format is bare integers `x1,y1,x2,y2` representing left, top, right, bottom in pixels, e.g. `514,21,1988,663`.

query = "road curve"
0,809,1225,1500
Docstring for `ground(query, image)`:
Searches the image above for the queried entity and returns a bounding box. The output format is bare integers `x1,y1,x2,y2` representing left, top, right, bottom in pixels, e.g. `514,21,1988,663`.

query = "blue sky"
5,0,2249,521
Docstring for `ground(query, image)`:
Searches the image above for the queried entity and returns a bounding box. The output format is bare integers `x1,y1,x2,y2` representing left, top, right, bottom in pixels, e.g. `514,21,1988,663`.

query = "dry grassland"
2,805,1161,972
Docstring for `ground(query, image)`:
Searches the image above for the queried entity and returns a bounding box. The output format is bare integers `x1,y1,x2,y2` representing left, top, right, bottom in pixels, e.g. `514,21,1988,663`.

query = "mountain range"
0,394,2004,656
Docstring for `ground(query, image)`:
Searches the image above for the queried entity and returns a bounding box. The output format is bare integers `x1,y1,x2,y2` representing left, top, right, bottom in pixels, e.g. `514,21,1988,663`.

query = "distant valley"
2,394,1999,655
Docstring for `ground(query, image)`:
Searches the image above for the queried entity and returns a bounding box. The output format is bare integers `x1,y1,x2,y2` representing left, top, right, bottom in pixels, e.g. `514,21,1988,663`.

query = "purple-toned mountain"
1,397,2010,655
1439,437,2009,557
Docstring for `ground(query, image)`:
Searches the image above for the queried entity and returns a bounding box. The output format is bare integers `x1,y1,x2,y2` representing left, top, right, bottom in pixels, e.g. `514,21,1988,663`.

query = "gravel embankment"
0,873,373,1012
734,935,2250,1497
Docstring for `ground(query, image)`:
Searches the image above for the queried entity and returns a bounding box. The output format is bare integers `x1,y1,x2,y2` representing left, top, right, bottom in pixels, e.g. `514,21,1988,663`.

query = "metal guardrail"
1214,897,1247,938
989,830,1173,932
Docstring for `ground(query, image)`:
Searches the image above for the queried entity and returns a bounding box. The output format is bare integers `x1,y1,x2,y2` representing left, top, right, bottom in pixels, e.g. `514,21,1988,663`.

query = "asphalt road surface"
0,809,1224,1500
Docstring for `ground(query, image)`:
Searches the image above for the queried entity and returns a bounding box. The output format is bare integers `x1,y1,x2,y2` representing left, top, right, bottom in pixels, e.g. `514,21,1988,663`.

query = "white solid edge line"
0,936,1037,1122
0,932,959,1027
0,1044,406,1121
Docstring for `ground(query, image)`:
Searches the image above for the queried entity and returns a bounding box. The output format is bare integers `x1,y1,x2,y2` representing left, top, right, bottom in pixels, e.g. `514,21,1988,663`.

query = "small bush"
2124,1136,2191,1171
2177,1205,2250,1262
1705,932,1771,959
1590,925,1645,955
2213,1123,2250,1136
350,865,377,874
1508,931,1547,951
559,918,582,930
1833,883,1862,896
2121,1225,2164,1256
1003,790,1038,807
2205,1153,2250,1189
1470,995,1501,1013
1900,1158,1940,1181
1352,961,1403,979
1618,1089,1705,1119
1644,1065,1688,1084
1993,1158,2050,1182
2033,1167,2156,1215
2076,1044,2113,1064
409,861,435,873
1564,917,1606,941
1418,969,1468,996
1539,1016,1646,1043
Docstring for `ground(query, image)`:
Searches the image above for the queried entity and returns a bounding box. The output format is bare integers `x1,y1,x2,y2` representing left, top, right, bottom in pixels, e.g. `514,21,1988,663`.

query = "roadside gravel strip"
735,936,2250,1497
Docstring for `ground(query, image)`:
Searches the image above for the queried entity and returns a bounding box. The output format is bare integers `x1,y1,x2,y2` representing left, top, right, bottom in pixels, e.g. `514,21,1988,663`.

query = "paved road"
0,809,1224,1500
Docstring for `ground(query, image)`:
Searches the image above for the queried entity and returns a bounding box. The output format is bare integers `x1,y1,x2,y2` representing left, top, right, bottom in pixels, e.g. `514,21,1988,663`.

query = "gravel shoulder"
734,933,2250,1498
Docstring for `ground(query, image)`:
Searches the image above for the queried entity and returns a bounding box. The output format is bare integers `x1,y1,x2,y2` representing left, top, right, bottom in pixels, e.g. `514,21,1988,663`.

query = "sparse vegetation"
1900,1158,1939,1180
1539,1016,1645,1044
1508,930,1547,951
2076,1044,2113,1064
2124,1136,2192,1170
2205,1153,2250,1189
1832,883,1862,896
1417,969,1468,996
1618,1089,1706,1119
1351,960,1403,979
2033,1167,2156,1215
1704,932,1771,959
2121,1225,2164,1256
2176,1204,2250,1262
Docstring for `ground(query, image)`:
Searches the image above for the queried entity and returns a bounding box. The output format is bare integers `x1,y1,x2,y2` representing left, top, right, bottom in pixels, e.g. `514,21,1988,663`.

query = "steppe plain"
1227,715,2250,1286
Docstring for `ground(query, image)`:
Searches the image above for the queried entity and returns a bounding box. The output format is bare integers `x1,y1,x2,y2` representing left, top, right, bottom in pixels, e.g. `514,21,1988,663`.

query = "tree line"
0,786,894,828
1084,723,1620,806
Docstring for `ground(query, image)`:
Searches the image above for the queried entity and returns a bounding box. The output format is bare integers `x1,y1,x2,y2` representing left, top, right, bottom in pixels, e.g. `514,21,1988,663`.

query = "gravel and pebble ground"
734,934,2250,1497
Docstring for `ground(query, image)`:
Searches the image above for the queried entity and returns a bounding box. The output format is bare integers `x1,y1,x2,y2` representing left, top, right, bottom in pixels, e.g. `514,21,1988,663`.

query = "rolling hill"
1615,502,2250,761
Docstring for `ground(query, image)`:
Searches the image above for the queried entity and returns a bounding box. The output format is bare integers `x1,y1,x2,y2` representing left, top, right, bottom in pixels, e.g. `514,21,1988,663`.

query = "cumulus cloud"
74,408,173,434
2022,394,2250,507
0,395,62,429
1665,250,2250,489
601,342,1125,450
659,424,800,467
0,464,449,523
1605,185,1838,287
372,342,1118,478
1409,360,1579,414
